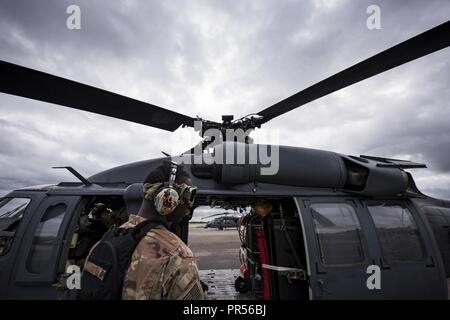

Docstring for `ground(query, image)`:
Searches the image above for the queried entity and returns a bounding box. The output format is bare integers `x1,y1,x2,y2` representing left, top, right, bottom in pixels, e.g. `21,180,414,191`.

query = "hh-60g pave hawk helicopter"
0,21,449,300
203,213,240,230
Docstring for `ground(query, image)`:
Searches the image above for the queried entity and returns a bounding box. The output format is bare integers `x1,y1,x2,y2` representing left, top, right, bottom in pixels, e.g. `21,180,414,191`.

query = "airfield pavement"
188,225,241,270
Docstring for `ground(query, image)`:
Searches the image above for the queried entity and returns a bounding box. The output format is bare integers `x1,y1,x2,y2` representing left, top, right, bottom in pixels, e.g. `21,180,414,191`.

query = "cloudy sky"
0,0,449,199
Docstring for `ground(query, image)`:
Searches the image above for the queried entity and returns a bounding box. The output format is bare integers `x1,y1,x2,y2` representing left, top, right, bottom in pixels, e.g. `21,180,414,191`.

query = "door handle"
425,256,435,268
316,279,331,296
379,258,391,270
315,262,327,274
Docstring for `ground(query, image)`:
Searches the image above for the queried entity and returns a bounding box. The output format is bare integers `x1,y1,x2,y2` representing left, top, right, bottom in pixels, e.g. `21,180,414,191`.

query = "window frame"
423,205,450,226
14,195,80,286
307,200,369,268
363,200,428,265
25,202,69,274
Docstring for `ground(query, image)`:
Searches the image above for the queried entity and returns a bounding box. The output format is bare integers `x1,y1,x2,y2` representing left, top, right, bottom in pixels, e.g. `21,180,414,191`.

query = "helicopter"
202,212,240,230
0,20,449,300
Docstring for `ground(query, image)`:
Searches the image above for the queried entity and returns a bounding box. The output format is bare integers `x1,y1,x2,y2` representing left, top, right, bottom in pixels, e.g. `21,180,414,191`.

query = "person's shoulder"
123,215,193,259
143,226,194,258
120,214,142,229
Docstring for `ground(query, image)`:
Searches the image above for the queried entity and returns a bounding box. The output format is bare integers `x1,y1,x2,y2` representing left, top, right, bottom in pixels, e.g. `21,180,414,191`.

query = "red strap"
256,228,272,299
240,262,249,278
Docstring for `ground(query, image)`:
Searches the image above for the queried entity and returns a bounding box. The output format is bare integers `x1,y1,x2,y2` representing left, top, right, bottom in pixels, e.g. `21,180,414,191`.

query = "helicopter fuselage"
1,143,449,300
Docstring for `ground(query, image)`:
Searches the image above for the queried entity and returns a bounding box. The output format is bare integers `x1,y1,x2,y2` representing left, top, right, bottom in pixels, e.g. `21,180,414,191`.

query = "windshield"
0,198,31,219
0,197,31,256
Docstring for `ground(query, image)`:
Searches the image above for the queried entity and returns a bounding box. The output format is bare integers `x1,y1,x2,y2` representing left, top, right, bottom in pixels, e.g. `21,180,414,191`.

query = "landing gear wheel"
234,276,250,294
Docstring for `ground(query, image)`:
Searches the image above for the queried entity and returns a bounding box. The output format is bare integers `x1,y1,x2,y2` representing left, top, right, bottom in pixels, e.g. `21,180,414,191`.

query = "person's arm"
122,255,170,300
161,252,205,300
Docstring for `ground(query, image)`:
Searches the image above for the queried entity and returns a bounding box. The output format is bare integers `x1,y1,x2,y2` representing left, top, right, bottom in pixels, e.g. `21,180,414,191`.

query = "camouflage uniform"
121,215,204,300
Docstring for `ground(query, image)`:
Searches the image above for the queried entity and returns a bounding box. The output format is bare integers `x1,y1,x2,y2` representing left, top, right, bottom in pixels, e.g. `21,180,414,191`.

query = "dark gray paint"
1,143,449,299
296,197,448,299
87,143,417,198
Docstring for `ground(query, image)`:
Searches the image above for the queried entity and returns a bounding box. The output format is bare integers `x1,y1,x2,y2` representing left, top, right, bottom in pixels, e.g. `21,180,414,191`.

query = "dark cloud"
0,0,449,198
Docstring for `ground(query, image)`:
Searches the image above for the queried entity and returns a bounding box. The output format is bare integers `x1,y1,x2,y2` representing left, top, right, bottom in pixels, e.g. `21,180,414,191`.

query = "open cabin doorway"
189,198,309,300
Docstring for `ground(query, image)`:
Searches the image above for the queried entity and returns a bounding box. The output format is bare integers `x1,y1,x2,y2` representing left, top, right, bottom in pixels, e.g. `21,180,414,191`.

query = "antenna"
52,166,92,186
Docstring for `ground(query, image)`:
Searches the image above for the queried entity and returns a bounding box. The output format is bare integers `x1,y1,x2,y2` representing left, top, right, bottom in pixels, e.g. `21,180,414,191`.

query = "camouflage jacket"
121,215,204,300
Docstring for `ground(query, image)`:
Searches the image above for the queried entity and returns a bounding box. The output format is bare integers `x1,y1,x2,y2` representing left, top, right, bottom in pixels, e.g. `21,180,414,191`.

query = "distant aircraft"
203,214,239,230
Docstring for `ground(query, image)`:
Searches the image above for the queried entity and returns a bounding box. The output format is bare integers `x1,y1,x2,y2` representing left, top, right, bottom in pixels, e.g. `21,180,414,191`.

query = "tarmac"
188,226,250,300
188,226,241,270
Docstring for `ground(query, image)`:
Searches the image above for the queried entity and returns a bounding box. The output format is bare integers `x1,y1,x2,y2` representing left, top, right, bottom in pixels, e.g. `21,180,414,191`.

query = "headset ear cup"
154,187,180,215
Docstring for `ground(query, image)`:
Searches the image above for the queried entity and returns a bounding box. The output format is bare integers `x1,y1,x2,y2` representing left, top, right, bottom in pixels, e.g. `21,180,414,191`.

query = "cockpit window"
0,197,31,256
310,203,366,265
368,204,425,263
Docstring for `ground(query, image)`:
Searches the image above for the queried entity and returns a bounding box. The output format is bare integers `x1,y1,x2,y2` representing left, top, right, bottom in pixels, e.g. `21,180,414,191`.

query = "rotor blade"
257,20,450,124
0,60,195,131
202,213,234,220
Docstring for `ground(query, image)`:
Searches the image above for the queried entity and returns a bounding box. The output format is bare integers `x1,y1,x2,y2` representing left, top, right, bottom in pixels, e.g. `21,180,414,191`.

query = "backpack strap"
129,217,169,242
